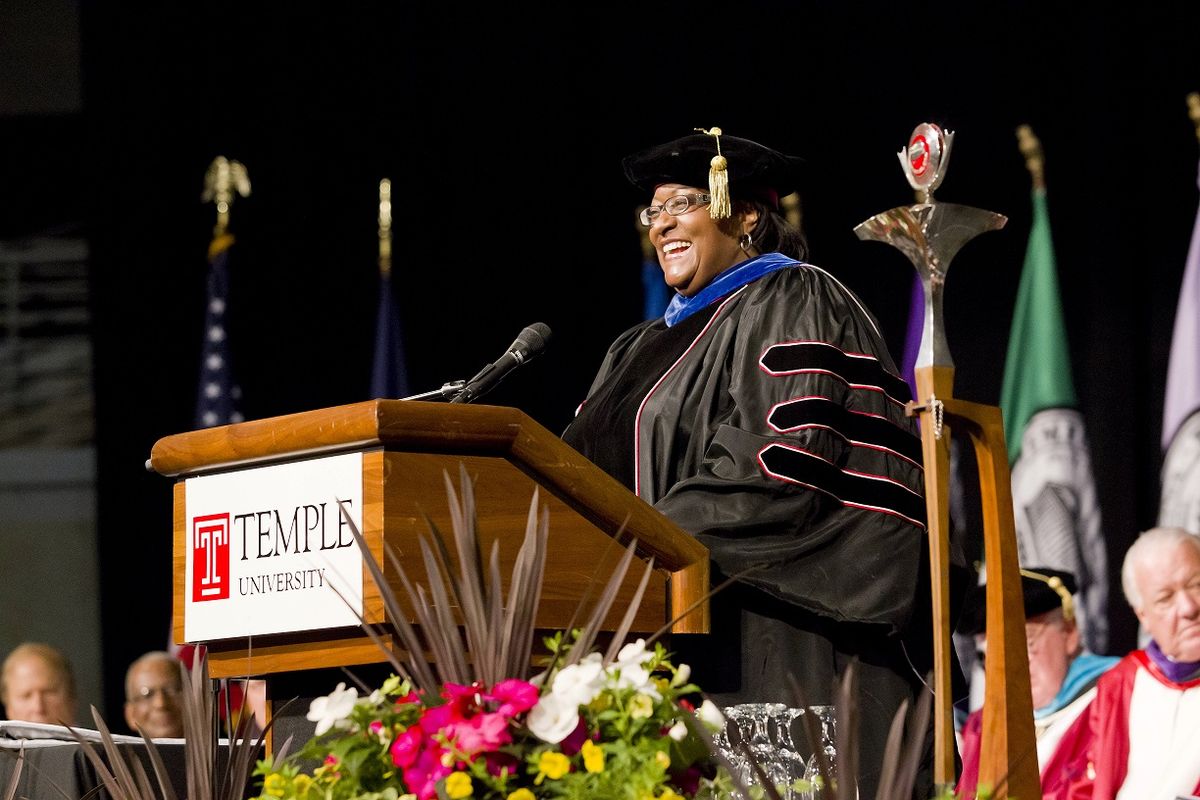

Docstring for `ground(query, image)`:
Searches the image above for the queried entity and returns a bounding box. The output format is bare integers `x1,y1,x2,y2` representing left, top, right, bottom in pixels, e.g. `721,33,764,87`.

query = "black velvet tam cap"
622,131,804,202
957,567,1078,636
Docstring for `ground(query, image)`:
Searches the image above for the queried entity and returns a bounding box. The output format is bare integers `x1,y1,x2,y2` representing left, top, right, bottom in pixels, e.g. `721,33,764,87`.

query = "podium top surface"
152,400,555,477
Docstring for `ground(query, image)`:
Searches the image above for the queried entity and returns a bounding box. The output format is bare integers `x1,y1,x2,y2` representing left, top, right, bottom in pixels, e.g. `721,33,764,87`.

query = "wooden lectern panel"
154,401,709,679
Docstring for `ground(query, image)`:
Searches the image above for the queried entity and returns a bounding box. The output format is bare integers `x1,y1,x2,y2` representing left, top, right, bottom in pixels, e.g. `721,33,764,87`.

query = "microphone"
450,323,552,404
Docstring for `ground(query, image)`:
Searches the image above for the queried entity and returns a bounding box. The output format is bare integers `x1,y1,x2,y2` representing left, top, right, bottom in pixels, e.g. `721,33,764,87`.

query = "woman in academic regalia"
562,129,935,798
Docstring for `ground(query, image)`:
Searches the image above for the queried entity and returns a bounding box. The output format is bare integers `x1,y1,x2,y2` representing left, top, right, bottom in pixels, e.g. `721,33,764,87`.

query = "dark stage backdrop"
76,4,1200,716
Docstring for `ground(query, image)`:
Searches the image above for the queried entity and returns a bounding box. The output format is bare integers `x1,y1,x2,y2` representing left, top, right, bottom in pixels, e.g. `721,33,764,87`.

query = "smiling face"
1134,539,1200,662
648,184,758,297
124,656,184,739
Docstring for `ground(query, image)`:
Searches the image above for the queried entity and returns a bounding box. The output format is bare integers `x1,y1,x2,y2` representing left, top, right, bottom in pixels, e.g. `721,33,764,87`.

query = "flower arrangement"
249,469,736,800
253,636,729,800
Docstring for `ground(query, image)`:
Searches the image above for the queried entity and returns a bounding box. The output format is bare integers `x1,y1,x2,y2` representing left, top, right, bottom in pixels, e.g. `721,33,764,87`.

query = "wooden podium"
150,400,710,680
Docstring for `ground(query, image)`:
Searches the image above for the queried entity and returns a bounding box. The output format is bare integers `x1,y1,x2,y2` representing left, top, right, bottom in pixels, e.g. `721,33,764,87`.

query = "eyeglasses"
130,685,182,705
639,193,711,226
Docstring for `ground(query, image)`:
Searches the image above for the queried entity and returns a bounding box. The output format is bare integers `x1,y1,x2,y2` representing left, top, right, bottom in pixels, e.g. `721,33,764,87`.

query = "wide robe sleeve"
650,265,927,632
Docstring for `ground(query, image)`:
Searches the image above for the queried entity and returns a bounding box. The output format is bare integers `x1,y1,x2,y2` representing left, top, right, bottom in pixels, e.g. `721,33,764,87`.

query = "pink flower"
389,727,423,769
488,679,539,717
450,711,512,755
419,703,458,734
403,746,452,800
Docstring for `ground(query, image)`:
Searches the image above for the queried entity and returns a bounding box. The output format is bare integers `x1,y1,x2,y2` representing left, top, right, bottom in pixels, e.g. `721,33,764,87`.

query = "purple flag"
1159,164,1200,531
901,273,923,399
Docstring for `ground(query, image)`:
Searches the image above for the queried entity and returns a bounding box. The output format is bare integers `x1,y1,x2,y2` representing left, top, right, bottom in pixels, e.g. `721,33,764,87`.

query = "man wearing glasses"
124,651,184,739
956,568,1117,798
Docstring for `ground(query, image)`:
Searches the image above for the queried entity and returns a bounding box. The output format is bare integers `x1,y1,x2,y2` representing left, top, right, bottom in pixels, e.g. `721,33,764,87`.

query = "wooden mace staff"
855,123,1039,799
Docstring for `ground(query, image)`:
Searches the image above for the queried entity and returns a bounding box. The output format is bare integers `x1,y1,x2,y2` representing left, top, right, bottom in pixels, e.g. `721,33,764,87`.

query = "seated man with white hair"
1070,526,1200,799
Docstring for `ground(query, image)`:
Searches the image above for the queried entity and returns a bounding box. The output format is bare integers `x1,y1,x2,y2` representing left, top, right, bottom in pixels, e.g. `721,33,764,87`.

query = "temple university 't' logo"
192,512,231,602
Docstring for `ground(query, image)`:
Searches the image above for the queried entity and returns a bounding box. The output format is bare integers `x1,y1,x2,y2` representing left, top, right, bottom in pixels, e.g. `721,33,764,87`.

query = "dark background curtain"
4,3,1193,716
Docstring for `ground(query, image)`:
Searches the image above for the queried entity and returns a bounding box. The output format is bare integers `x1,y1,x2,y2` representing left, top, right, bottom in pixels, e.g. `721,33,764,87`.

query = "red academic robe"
957,691,1094,799
1067,650,1200,800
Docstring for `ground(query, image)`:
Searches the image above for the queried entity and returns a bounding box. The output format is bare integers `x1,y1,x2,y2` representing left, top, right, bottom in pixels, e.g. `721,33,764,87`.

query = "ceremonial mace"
855,124,1039,798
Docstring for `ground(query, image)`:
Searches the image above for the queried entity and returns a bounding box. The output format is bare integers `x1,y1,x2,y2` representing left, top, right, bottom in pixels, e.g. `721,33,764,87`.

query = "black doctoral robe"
563,255,935,798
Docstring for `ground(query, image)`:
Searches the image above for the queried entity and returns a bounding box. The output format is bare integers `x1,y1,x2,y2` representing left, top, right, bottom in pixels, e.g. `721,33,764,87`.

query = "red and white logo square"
192,512,231,602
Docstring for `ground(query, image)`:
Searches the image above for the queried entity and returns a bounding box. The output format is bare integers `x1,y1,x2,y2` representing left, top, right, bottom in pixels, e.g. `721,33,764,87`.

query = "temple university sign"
183,452,364,641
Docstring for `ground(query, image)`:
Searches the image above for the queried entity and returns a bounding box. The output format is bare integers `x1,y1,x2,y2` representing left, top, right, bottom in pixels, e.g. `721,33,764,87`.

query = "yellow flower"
588,692,612,712
507,791,536,800
444,772,473,799
629,693,655,719
659,789,683,800
581,739,605,773
263,774,287,798
535,751,572,784
291,775,312,797
654,750,671,769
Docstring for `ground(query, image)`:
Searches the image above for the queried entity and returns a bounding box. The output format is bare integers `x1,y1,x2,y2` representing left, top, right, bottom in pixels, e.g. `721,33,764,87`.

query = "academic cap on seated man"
955,567,1117,799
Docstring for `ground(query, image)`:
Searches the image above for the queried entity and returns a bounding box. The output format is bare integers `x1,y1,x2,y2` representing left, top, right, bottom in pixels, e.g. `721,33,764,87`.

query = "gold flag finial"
378,178,393,278
1187,93,1200,143
1016,125,1045,191
201,156,251,238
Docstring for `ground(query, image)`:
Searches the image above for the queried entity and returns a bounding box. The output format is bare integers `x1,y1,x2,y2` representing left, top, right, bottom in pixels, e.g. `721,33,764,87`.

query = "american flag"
194,233,244,428
370,270,409,398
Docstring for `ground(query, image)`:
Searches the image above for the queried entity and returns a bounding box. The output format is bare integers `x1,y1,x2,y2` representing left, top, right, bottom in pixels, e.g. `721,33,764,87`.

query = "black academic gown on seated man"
563,254,935,798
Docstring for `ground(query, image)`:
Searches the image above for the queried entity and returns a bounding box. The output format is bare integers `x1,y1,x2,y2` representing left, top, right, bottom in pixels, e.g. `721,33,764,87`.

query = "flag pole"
379,178,393,279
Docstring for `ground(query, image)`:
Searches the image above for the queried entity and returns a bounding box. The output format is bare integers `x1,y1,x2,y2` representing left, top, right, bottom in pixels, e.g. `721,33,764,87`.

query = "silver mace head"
854,122,1006,370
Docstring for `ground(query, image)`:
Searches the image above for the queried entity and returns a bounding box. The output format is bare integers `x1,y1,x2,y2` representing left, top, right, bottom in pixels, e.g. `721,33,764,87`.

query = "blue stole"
664,253,802,327
1034,652,1120,719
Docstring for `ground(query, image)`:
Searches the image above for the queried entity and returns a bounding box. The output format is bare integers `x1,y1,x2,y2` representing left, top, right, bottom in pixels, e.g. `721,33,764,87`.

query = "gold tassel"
696,127,731,219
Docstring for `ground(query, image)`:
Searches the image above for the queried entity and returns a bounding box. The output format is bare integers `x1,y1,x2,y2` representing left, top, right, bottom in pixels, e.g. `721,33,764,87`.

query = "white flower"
527,693,581,743
671,663,691,687
306,682,358,735
697,699,725,731
668,720,689,741
607,638,661,699
615,638,649,667
551,656,605,707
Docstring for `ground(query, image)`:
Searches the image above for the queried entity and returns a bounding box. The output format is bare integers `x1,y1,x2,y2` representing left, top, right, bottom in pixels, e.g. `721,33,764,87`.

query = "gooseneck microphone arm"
450,323,552,404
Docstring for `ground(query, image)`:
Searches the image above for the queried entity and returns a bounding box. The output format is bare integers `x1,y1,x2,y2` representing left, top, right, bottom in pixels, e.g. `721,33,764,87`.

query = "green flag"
1000,188,1108,653
1000,190,1077,461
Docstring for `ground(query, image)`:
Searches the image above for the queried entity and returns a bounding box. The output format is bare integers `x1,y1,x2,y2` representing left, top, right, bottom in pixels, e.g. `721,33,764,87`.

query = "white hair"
1121,527,1200,611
